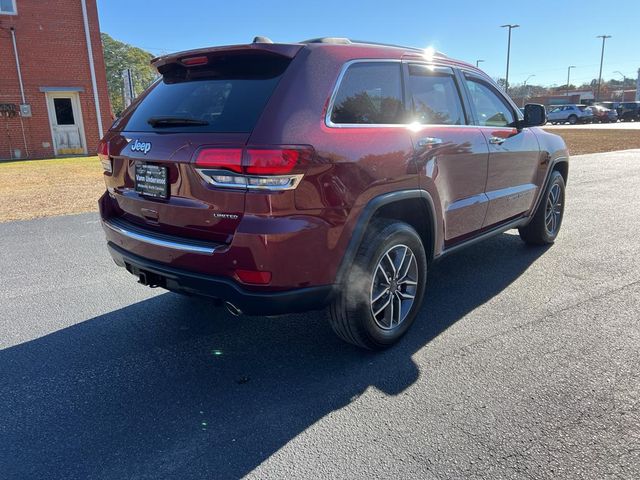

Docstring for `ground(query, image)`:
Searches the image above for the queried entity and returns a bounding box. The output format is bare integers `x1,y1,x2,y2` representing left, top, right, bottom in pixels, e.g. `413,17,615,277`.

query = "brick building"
0,0,111,160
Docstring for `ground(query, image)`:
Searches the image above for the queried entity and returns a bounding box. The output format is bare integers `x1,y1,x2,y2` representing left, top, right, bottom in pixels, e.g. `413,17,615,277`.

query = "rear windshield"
122,54,291,133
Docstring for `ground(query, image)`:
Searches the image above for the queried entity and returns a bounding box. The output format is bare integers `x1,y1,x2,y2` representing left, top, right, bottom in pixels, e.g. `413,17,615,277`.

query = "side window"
0,0,17,14
407,65,465,125
330,62,404,125
464,77,516,127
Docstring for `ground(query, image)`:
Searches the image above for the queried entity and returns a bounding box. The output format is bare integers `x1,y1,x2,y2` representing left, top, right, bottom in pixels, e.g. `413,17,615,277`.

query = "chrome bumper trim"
103,219,218,255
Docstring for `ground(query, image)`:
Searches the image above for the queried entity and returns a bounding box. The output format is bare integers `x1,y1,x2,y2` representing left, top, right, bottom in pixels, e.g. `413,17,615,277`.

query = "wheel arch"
525,156,569,227
553,158,569,184
335,190,438,286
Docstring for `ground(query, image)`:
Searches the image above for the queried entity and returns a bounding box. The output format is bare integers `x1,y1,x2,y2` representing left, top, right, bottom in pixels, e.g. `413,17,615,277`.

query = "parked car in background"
97,37,568,349
617,102,640,122
590,105,618,123
547,105,593,125
598,101,621,112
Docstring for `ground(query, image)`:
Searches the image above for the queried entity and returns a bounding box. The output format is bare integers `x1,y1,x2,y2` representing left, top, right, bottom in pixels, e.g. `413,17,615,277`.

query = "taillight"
97,140,112,174
194,146,313,191
195,148,243,173
180,55,209,67
245,149,300,175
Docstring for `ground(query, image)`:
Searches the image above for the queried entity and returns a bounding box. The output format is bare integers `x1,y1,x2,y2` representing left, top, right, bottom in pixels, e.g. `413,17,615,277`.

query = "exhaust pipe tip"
224,301,242,317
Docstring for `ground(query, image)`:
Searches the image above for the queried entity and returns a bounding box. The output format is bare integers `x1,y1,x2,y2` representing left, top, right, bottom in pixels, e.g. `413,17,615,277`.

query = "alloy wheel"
370,244,419,330
545,183,563,235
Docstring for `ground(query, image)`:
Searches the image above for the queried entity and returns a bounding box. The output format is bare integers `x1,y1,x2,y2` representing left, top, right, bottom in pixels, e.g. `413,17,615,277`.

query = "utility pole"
596,35,611,102
122,68,135,109
524,74,535,87
501,24,520,93
614,71,626,101
523,74,535,107
476,59,485,68
566,66,575,98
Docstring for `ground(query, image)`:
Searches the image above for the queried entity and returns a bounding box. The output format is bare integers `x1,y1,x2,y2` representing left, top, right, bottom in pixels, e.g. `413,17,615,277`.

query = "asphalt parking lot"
2,149,640,479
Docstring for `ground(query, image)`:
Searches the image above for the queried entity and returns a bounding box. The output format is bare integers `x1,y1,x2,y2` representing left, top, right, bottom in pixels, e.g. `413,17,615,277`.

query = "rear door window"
329,62,404,125
122,54,290,133
406,64,465,125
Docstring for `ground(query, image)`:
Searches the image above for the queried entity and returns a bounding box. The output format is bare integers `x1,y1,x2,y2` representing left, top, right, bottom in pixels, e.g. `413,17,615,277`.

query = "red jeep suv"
98,37,568,349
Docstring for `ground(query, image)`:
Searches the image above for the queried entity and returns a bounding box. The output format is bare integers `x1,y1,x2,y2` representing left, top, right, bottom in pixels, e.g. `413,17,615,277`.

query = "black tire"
568,115,578,125
519,170,565,245
329,219,427,350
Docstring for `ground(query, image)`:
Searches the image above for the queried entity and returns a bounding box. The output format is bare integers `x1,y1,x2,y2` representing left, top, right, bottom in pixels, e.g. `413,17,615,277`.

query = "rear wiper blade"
147,116,209,127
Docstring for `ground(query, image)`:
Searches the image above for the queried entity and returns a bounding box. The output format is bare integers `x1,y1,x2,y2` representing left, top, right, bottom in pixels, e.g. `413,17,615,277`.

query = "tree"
508,83,547,99
101,33,157,116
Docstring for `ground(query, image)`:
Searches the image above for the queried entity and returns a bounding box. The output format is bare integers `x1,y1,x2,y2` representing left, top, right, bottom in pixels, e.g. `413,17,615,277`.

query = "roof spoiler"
151,43,303,71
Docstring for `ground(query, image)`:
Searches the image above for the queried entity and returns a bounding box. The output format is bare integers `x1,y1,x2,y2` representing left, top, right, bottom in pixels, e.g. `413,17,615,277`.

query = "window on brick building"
0,0,17,15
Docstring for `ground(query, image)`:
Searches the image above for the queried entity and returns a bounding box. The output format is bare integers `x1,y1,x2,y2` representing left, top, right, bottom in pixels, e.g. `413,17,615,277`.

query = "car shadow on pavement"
0,232,549,479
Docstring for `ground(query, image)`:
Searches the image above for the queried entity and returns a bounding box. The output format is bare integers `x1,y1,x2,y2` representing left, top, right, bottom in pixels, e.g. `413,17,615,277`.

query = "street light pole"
501,24,520,93
566,66,575,99
596,35,612,102
614,71,626,101
476,59,485,68
523,74,535,106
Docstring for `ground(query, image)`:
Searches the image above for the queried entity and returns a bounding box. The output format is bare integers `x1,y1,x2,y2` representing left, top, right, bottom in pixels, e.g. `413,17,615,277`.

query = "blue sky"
97,0,639,87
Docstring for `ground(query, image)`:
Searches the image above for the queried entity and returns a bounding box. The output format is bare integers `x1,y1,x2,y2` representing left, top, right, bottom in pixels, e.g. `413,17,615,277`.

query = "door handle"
489,136,506,145
416,137,443,149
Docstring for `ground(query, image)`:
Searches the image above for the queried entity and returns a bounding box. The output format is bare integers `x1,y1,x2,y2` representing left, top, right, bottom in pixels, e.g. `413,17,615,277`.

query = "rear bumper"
98,192,345,289
107,242,334,315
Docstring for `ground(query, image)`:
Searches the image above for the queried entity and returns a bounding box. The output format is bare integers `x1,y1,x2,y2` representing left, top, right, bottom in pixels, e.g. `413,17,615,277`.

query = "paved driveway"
1,150,639,479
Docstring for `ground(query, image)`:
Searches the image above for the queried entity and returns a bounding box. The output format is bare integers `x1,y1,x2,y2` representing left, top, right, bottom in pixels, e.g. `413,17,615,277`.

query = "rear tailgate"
100,46,301,244
104,132,249,244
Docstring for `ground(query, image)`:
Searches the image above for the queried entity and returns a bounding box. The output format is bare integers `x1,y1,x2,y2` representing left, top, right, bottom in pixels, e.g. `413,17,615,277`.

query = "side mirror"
523,103,547,127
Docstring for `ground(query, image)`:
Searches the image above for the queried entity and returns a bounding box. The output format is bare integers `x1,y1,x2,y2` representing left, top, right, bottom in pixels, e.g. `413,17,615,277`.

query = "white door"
45,92,87,155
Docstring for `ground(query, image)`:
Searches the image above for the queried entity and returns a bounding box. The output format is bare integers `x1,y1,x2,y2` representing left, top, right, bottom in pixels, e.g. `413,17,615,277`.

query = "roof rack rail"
351,39,421,53
301,37,352,45
299,38,446,57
